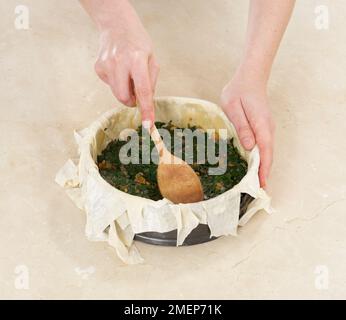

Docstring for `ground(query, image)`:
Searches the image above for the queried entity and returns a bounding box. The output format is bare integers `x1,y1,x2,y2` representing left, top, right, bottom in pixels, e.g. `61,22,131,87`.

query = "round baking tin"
135,193,254,246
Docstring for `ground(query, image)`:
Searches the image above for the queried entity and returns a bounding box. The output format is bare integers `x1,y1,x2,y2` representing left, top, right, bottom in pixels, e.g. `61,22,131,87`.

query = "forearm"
239,0,295,84
79,0,142,32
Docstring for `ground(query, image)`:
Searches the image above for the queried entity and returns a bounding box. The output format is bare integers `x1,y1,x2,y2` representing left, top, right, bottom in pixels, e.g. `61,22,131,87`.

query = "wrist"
231,62,269,92
87,0,138,32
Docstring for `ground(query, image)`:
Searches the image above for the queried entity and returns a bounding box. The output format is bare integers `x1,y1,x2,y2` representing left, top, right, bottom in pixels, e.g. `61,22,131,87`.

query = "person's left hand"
220,68,275,188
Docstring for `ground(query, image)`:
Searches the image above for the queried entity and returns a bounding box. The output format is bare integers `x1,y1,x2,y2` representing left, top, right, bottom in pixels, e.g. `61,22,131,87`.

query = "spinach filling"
97,122,248,201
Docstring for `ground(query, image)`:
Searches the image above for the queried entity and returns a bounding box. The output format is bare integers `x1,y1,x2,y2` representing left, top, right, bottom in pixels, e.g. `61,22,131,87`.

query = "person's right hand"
94,21,159,127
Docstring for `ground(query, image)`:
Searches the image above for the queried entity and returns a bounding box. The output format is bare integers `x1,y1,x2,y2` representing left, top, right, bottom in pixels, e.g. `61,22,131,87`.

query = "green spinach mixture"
97,122,248,201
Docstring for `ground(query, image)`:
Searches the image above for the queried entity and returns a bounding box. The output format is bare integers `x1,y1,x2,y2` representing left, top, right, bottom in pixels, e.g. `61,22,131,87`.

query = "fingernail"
243,138,253,150
142,120,152,130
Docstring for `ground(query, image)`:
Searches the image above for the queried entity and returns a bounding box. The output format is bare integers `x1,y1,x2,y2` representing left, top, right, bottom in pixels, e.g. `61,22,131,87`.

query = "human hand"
220,68,275,188
94,15,159,126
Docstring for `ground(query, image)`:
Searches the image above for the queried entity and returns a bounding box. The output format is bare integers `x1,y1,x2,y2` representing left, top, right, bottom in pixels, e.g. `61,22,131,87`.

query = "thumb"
222,99,255,150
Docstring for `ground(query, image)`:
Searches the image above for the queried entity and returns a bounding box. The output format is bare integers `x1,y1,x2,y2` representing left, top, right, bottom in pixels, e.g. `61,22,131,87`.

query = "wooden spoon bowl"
149,124,204,204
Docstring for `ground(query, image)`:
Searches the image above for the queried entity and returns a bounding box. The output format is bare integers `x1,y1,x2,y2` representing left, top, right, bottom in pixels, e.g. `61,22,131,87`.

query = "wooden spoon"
148,123,204,204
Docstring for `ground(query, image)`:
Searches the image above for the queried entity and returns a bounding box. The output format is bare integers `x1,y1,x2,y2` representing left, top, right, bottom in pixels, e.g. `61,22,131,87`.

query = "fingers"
258,140,273,188
110,63,136,107
223,99,256,150
131,53,155,126
94,60,109,84
250,117,275,188
95,56,137,107
94,51,159,115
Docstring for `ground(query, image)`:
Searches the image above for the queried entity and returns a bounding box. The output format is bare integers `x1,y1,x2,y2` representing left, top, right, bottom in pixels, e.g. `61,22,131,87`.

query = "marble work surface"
0,0,345,299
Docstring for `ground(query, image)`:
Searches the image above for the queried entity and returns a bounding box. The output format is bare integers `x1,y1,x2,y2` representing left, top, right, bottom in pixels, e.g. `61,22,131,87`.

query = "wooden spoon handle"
149,124,167,158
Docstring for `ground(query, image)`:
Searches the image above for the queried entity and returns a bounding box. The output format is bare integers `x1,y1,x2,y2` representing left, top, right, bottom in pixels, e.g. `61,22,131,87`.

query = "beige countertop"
1,0,345,299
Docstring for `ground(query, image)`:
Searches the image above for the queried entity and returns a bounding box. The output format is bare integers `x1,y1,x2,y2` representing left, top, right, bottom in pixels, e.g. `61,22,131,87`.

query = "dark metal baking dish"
134,193,254,246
